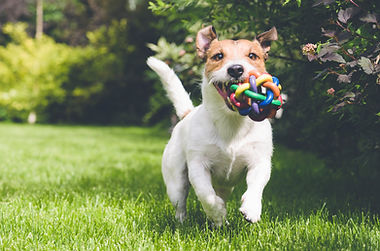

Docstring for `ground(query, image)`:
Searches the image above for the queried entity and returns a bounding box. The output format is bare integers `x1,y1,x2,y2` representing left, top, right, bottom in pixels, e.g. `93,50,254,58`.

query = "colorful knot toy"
229,71,283,122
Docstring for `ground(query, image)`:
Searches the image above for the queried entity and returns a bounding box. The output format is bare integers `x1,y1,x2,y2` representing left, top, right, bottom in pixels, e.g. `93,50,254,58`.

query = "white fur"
147,57,273,226
147,57,194,119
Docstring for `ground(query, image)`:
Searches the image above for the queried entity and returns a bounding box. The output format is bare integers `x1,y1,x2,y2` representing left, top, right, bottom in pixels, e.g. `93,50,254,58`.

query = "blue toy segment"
238,107,252,116
272,76,279,86
259,89,274,108
228,73,282,121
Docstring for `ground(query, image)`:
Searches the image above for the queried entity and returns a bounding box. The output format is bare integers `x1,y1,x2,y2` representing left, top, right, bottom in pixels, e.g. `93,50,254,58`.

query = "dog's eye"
212,53,224,61
248,53,259,60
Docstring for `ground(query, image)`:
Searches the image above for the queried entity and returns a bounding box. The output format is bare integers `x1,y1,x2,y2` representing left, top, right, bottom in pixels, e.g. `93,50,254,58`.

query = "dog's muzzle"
213,80,242,111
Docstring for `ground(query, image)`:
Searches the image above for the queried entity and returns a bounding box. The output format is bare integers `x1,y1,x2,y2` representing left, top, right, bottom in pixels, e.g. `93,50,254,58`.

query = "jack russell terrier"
147,25,278,226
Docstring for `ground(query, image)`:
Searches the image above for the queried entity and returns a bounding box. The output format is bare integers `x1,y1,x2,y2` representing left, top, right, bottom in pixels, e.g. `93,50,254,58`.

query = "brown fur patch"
180,109,191,120
204,39,267,78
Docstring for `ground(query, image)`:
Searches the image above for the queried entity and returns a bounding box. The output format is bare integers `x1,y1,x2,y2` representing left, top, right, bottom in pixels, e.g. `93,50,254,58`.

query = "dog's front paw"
239,200,262,223
202,195,227,227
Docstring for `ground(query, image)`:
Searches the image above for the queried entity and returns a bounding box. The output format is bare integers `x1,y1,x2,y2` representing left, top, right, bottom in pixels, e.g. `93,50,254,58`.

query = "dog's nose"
227,64,244,79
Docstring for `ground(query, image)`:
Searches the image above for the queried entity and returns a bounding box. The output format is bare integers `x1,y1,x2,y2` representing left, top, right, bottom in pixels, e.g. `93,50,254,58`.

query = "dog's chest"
206,139,251,183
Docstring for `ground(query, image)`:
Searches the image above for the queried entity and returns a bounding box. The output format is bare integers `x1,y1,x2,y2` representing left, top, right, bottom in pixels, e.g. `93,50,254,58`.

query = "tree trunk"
28,111,37,124
36,0,43,39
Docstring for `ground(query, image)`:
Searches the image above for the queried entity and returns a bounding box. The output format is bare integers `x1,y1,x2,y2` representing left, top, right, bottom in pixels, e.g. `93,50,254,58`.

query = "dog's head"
196,26,277,111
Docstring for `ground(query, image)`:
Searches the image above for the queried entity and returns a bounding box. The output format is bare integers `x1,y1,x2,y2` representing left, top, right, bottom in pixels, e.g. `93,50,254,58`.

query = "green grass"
0,123,378,250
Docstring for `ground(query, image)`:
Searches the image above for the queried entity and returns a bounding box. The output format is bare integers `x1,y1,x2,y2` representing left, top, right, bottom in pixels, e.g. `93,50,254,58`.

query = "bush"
301,0,380,183
147,0,380,189
0,23,118,123
0,23,75,122
0,21,145,124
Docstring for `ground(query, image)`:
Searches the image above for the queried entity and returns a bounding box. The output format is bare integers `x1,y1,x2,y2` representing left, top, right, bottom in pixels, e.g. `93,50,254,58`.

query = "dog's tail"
147,57,194,119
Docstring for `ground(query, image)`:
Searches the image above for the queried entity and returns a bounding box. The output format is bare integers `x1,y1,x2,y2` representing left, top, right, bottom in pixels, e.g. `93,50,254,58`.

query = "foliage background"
0,0,379,201
147,0,380,197
0,0,167,124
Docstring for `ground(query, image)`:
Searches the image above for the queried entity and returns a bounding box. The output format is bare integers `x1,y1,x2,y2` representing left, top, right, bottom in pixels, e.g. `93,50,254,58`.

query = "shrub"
0,22,120,123
147,0,380,189
0,23,75,122
301,0,380,183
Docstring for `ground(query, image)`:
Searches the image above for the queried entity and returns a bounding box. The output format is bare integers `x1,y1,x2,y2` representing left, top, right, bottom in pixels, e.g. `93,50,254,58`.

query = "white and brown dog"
147,25,278,226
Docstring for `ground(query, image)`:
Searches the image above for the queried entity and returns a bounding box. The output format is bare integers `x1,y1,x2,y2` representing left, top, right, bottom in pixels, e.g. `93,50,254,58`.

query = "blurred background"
0,0,379,201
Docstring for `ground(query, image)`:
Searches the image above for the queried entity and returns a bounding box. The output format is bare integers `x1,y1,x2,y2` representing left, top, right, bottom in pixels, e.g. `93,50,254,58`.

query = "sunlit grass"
0,123,378,250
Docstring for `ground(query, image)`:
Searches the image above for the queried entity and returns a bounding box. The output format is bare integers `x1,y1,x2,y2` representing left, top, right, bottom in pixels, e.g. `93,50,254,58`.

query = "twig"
375,54,380,65
349,0,359,7
327,68,340,76
336,20,350,32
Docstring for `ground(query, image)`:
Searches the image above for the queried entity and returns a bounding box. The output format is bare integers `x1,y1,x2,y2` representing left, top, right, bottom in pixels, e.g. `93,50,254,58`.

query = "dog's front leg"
188,158,227,226
240,158,271,223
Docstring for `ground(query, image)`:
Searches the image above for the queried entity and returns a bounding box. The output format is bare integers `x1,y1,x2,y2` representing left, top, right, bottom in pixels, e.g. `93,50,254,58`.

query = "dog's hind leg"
162,138,189,223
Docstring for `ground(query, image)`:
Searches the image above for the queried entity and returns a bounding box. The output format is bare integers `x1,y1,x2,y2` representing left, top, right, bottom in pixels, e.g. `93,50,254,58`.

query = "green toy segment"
230,84,282,106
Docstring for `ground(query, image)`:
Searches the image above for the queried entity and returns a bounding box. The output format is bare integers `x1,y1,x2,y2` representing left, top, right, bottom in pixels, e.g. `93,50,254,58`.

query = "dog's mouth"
213,80,242,111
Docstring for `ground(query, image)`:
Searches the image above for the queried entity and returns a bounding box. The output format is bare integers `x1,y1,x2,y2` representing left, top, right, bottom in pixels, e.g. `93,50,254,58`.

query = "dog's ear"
256,27,278,55
196,25,218,59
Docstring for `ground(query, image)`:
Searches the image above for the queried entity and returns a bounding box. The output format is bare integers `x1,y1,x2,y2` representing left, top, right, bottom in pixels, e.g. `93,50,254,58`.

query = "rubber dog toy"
229,71,283,121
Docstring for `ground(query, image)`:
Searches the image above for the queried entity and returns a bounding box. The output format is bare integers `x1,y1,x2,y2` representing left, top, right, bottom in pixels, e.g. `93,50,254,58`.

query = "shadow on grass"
264,145,380,217
2,141,378,232
72,144,378,231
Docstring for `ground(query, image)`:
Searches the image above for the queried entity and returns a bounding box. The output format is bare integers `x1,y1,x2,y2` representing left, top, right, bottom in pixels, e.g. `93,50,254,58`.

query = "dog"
147,25,278,226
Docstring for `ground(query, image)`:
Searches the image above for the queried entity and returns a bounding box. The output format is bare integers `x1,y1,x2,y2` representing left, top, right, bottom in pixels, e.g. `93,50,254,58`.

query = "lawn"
0,123,378,250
